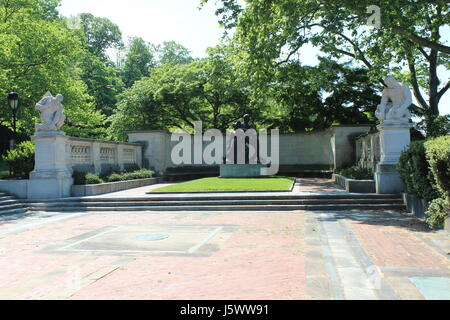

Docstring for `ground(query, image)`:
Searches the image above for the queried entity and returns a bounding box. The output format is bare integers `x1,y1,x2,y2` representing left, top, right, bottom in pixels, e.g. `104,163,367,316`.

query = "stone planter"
333,174,375,193
402,193,429,218
71,177,158,197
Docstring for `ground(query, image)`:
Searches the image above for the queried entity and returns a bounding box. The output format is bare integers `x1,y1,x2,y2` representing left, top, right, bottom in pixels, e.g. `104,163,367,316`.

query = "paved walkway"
0,179,448,300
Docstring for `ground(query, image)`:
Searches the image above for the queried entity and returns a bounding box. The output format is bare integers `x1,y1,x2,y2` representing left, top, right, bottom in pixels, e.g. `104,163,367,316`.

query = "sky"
59,0,224,58
59,0,448,116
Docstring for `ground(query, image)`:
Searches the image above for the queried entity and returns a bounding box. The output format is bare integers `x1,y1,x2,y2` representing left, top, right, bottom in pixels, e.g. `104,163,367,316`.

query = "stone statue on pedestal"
374,76,413,194
375,76,412,124
35,91,66,132
28,91,72,199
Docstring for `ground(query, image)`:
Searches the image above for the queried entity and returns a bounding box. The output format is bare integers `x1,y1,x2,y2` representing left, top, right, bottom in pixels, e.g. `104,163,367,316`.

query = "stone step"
0,199,19,206
29,203,405,212
0,196,15,201
0,207,28,216
27,198,404,208
0,203,24,210
22,194,402,203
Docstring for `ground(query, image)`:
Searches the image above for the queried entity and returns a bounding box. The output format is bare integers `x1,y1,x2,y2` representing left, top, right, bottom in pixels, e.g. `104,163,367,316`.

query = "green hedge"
424,136,450,229
425,197,450,229
397,140,438,201
424,136,450,200
73,168,154,185
398,136,449,229
337,165,373,180
2,141,35,179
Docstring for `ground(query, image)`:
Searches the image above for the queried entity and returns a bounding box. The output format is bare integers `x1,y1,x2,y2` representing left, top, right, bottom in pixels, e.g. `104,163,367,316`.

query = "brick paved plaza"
0,180,448,300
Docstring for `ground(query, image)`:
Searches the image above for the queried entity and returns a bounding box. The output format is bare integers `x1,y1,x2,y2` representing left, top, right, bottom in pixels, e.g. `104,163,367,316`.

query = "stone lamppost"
374,76,413,194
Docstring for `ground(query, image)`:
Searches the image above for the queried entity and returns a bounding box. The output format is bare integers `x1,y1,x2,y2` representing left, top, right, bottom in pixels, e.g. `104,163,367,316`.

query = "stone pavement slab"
0,199,448,299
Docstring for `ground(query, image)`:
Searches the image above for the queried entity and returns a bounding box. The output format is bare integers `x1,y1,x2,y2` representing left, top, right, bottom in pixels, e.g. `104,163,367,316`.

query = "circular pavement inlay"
133,234,170,241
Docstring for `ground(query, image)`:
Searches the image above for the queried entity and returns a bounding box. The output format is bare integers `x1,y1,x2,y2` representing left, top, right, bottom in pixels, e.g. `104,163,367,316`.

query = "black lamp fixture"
7,92,19,148
7,92,19,112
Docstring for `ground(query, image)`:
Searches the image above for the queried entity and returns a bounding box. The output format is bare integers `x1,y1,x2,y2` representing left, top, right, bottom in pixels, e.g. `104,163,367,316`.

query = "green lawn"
149,176,295,193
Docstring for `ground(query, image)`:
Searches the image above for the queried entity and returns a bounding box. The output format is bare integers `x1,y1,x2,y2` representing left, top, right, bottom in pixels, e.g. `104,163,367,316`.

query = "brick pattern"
348,221,449,269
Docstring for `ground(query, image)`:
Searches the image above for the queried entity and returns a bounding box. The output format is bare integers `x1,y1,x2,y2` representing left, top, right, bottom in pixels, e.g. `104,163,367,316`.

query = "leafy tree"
257,59,378,132
0,0,106,138
77,12,122,60
108,46,250,140
156,41,194,66
121,36,155,86
78,51,124,117
203,0,450,135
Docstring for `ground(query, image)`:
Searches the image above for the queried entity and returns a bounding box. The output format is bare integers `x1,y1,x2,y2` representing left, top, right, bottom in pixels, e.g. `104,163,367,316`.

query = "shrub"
73,168,154,185
99,165,121,180
107,173,125,182
73,171,88,185
121,168,154,180
123,163,140,173
424,136,450,200
397,140,438,201
85,173,104,185
3,141,35,179
73,171,104,185
425,196,450,229
337,165,373,180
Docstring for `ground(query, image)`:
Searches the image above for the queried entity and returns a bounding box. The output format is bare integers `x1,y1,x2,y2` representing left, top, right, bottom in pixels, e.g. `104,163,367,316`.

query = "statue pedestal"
27,131,73,199
375,121,412,194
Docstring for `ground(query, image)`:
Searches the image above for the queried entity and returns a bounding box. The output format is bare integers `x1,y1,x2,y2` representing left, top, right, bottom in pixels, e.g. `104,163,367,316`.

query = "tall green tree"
0,0,106,138
77,12,122,60
73,13,124,117
156,41,194,66
78,51,123,117
121,36,155,86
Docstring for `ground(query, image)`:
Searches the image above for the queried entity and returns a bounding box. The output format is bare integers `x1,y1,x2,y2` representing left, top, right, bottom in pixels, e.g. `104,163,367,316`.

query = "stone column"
375,121,412,194
27,131,73,199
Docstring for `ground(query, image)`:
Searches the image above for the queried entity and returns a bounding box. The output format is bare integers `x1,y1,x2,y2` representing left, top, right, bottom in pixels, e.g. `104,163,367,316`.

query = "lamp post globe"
7,92,19,111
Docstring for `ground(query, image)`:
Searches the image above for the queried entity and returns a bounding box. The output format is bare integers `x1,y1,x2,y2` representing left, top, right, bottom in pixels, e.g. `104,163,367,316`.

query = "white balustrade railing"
67,137,143,174
355,132,380,171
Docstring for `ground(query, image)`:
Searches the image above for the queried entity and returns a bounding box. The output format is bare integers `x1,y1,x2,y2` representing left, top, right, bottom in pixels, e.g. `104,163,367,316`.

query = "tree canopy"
202,0,449,135
0,0,106,138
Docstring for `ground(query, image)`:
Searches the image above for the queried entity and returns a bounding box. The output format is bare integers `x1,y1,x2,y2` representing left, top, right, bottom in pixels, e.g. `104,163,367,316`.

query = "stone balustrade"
355,131,380,172
66,137,143,174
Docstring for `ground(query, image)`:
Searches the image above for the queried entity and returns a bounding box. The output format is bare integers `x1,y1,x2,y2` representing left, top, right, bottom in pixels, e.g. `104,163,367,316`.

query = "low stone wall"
71,178,158,197
68,136,143,174
128,125,372,175
0,180,28,199
333,174,375,193
402,193,429,218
